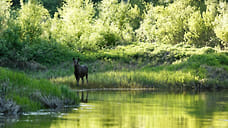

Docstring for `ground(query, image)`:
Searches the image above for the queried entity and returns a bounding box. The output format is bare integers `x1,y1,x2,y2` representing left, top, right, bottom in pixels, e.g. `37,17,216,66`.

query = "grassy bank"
0,67,79,113
50,43,228,89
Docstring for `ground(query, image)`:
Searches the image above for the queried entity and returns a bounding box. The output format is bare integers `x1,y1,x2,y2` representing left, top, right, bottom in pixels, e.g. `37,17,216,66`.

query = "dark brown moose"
73,58,88,86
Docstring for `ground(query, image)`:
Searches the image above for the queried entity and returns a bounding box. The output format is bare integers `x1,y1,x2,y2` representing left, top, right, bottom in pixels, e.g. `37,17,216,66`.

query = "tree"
51,0,95,50
214,1,228,48
137,1,195,44
18,1,50,44
97,0,141,43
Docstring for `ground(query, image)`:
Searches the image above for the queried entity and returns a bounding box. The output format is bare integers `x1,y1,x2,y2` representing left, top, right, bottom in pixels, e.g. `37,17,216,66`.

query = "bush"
24,41,78,65
51,0,95,50
0,0,11,34
137,0,225,47
214,2,228,47
0,0,24,64
137,1,195,44
88,0,142,48
17,1,51,44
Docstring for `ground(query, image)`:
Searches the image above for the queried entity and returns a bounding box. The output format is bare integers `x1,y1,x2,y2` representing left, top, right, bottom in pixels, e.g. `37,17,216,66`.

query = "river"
3,90,228,128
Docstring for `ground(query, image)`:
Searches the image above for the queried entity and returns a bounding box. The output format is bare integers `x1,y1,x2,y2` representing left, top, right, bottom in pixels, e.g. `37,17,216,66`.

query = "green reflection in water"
6,90,228,128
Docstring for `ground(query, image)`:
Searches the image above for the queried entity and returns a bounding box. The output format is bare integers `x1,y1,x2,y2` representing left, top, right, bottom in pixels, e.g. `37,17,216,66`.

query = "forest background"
1,0,227,66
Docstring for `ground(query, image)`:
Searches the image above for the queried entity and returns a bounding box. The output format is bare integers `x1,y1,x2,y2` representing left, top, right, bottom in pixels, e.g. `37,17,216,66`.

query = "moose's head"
73,57,80,66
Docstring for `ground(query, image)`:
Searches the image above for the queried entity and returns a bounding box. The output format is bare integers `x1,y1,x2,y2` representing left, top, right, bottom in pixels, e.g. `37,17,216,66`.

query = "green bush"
137,1,195,44
21,41,78,65
51,0,95,50
85,0,142,48
0,0,11,34
184,2,220,47
137,0,224,47
18,1,51,44
0,1,24,64
214,2,228,46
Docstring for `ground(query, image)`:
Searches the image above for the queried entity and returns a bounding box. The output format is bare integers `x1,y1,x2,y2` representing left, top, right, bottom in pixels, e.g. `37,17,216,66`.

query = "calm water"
3,90,228,128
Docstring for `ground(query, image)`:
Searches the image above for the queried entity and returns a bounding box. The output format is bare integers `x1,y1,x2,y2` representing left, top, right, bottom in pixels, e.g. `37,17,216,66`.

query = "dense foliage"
0,0,227,67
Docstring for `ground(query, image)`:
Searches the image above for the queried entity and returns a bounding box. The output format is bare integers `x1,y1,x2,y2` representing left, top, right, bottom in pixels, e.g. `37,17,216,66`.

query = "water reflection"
77,91,89,103
6,90,228,128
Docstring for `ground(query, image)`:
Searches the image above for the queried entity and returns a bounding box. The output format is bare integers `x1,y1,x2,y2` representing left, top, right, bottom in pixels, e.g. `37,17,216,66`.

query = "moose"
73,57,88,86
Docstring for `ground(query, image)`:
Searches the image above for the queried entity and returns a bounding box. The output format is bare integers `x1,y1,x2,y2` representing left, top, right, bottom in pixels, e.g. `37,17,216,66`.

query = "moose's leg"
86,74,88,84
76,77,80,86
77,80,79,86
81,77,84,85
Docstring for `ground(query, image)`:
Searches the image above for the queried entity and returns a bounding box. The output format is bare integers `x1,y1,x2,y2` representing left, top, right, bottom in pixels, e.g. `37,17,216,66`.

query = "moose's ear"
77,58,80,61
73,58,75,61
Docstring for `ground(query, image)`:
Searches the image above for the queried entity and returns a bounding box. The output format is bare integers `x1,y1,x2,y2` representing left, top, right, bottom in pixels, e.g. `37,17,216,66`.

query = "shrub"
0,0,11,34
184,2,220,47
0,0,24,63
97,0,141,44
17,1,51,44
137,0,224,47
51,0,95,49
214,2,228,47
137,1,195,44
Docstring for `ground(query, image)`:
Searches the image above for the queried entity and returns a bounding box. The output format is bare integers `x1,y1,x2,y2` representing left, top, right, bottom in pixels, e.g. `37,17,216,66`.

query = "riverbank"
0,67,80,115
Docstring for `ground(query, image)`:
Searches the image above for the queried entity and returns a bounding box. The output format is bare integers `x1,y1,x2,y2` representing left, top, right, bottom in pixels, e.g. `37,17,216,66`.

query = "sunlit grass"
51,70,198,89
89,70,198,88
0,67,80,111
51,48,228,89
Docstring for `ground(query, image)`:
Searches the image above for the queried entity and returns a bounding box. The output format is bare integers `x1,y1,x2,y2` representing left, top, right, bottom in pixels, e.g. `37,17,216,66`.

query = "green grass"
51,69,199,89
0,67,80,112
50,44,228,89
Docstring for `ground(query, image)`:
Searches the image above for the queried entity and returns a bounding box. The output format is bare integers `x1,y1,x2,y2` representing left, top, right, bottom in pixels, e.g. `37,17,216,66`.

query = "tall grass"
0,67,79,111
88,70,198,88
51,70,198,89
51,51,228,89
